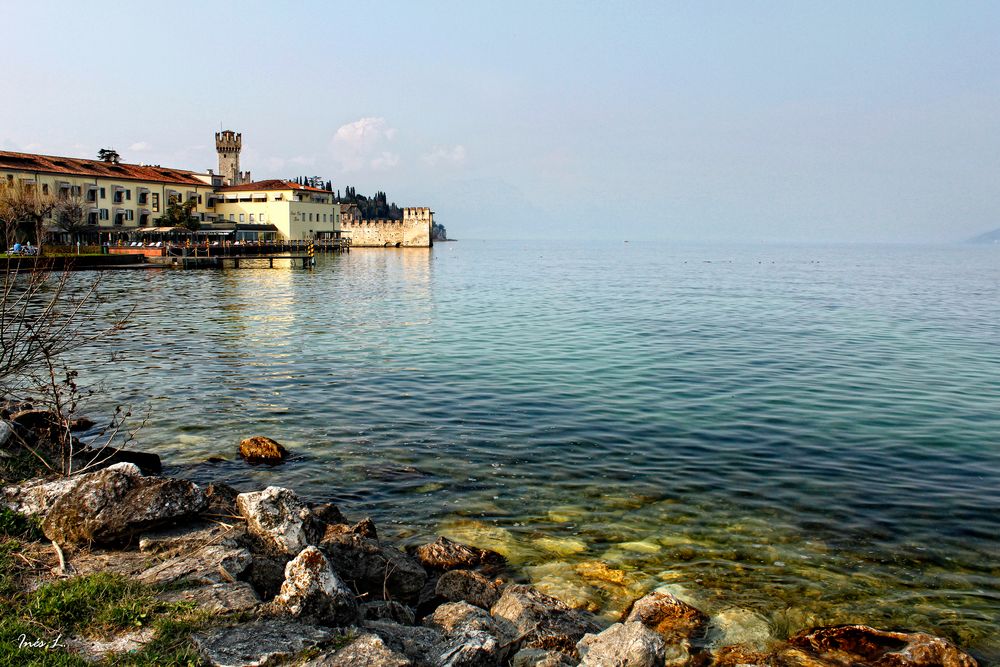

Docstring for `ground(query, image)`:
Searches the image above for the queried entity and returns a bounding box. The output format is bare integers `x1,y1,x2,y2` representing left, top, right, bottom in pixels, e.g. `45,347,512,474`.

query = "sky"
1,0,999,243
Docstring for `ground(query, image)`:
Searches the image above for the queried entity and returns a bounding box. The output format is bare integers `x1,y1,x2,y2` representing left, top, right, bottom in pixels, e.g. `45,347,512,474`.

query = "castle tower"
215,130,243,186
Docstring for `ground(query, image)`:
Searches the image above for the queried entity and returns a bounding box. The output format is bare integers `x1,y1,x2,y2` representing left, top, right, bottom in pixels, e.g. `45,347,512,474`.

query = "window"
151,193,160,212
86,188,97,203
138,191,148,205
88,211,98,225
71,185,81,197
139,214,149,227
249,213,254,222
113,190,123,203
126,190,131,201
42,184,49,195
99,187,106,199
230,214,235,221
125,210,134,221
239,214,245,222
99,209,109,220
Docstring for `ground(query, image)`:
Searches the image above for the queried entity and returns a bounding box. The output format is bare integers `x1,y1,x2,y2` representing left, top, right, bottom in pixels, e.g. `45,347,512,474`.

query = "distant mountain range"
968,228,1000,244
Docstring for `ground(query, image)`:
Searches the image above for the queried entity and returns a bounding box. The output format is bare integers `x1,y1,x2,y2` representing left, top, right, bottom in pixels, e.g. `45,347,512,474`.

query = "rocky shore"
0,416,983,666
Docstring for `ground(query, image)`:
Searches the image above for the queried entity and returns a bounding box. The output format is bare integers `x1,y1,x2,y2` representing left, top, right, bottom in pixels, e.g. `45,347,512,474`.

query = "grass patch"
0,449,53,484
0,507,44,541
0,568,212,666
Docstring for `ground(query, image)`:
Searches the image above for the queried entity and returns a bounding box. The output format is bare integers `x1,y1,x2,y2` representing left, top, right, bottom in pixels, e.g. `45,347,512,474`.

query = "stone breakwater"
0,422,983,666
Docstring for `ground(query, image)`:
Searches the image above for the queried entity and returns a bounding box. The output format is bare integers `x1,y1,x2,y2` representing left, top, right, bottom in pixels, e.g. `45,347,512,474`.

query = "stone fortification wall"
341,207,433,247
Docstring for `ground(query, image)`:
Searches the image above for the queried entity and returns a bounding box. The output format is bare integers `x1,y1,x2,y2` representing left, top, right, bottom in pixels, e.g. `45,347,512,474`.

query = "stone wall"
341,207,433,247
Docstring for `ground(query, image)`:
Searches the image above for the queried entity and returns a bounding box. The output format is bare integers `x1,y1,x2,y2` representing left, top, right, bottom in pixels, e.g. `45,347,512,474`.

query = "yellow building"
213,180,340,241
0,151,217,240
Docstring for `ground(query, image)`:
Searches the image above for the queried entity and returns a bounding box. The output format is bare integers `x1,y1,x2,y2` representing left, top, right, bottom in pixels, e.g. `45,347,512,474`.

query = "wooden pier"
173,254,315,270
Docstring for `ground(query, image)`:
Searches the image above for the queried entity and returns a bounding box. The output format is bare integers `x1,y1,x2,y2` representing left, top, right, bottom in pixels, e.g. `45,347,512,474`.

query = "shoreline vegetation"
0,417,983,667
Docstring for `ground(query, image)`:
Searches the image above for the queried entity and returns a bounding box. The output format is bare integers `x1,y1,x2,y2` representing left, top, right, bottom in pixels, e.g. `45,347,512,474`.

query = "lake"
65,240,1000,661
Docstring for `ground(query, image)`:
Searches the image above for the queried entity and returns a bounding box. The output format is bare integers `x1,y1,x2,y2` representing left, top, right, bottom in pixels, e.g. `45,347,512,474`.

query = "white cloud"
331,117,398,171
422,144,467,167
129,141,152,152
370,152,400,171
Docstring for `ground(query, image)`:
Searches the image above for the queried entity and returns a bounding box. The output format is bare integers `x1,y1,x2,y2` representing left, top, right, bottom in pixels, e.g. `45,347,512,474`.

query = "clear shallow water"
65,241,999,660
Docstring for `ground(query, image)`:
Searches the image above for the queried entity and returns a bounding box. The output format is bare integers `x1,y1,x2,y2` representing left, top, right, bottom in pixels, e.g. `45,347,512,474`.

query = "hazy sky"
2,1,998,242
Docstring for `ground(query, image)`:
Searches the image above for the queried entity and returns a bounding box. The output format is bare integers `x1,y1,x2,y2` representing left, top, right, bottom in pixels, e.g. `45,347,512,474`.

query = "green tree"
53,194,90,244
97,148,120,164
156,199,199,231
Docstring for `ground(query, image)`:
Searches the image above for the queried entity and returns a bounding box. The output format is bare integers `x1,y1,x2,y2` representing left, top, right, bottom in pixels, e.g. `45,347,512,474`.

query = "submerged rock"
236,486,319,555
785,624,979,667
194,618,336,667
72,447,162,475
577,622,666,667
705,607,773,652
435,568,504,610
41,464,207,544
413,535,507,573
271,546,358,626
239,435,289,464
491,584,601,656
621,590,708,644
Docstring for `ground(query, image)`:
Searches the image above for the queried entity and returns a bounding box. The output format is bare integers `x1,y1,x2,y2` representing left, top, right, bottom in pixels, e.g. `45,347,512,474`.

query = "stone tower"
215,130,250,185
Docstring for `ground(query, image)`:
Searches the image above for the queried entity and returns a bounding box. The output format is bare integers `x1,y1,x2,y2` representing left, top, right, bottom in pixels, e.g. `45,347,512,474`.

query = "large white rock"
273,546,357,626
236,486,315,555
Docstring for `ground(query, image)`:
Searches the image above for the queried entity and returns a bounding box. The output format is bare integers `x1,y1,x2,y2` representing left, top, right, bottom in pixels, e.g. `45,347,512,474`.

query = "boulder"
621,590,708,644
576,622,666,667
41,464,207,544
236,486,319,555
323,517,379,541
204,482,240,516
9,408,61,432
159,582,260,614
304,633,414,667
69,416,96,431
361,600,417,626
72,447,162,475
412,536,506,573
194,618,336,667
138,519,245,556
364,619,447,665
239,435,289,464
435,569,503,610
432,629,502,667
511,648,577,667
424,601,509,639
320,532,427,603
311,502,347,526
271,546,358,626
786,625,979,667
137,544,252,586
0,420,12,449
490,584,601,656
2,469,82,515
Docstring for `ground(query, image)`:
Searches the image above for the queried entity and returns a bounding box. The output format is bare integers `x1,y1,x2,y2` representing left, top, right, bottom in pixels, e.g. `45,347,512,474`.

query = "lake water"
66,240,999,660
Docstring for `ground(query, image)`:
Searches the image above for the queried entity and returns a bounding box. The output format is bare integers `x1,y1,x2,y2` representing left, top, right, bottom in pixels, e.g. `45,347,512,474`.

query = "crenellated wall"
341,207,433,247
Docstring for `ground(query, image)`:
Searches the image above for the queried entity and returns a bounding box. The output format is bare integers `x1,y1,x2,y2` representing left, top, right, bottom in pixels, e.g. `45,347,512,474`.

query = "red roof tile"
0,150,209,186
216,179,330,193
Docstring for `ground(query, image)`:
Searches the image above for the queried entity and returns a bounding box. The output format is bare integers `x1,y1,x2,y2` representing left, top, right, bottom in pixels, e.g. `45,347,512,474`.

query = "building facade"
0,129,433,245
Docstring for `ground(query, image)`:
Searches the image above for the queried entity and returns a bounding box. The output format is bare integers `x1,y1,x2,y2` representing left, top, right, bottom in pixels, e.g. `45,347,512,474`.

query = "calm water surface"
67,241,999,660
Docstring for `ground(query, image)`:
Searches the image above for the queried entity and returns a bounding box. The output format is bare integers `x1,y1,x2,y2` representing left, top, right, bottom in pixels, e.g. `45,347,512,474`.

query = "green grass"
0,449,53,484
0,550,212,666
0,507,44,541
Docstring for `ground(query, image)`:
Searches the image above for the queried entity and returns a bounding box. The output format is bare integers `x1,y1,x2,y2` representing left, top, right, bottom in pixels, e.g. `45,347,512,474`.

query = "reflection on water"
63,241,1000,662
